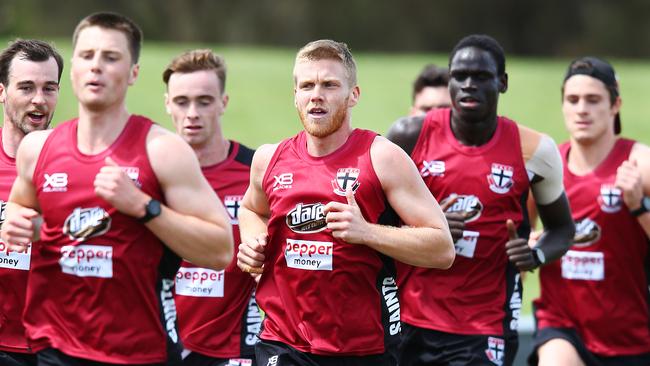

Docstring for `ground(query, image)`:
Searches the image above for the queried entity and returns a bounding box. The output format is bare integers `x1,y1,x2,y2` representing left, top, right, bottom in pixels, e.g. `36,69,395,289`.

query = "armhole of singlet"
365,133,390,201
235,143,256,167
409,114,431,159
32,128,60,185
261,140,290,195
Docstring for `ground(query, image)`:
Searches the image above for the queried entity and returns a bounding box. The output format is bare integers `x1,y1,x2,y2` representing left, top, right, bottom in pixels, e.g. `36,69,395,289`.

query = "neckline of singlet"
439,109,506,156
68,115,139,163
563,138,629,179
294,128,364,165
201,140,238,172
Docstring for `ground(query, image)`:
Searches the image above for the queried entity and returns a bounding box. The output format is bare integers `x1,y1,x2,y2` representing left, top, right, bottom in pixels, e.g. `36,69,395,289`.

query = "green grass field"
11,39,650,315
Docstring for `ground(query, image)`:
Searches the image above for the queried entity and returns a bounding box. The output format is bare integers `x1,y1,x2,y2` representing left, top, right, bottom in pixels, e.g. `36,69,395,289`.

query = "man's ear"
164,92,171,114
499,73,508,94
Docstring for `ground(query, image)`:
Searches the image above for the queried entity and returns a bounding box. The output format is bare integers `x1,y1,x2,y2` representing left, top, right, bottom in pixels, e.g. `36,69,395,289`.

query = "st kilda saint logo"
598,184,622,213
331,168,361,196
286,203,327,233
488,163,514,194
63,207,112,242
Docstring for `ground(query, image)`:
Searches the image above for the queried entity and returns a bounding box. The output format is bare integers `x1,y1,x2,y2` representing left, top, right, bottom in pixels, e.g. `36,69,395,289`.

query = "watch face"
148,200,162,216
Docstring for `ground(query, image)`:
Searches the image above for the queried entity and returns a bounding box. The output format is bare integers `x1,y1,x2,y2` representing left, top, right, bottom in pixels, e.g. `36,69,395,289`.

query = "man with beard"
163,49,260,366
236,39,455,366
0,39,63,366
529,57,650,366
387,34,575,366
1,12,233,365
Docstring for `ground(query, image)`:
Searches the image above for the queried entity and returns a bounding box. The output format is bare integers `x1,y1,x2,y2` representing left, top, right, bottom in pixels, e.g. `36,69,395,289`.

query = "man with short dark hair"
388,34,575,366
237,39,455,365
163,49,260,366
529,57,650,366
410,64,451,116
1,12,233,365
0,38,63,366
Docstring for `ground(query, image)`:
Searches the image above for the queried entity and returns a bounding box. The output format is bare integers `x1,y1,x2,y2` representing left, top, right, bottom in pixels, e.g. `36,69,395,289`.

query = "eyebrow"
15,80,59,86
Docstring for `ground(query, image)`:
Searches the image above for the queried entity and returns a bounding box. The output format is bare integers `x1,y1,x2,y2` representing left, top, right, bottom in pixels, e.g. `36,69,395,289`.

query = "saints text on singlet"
399,108,529,337
175,141,260,358
534,138,650,356
26,116,179,364
258,129,400,356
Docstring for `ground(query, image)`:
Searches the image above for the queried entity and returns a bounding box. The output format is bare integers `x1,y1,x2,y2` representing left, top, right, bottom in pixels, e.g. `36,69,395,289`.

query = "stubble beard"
299,99,348,138
7,105,52,135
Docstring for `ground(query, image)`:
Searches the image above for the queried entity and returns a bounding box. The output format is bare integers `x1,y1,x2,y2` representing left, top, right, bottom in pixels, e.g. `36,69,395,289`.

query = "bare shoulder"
146,124,191,154
16,129,53,164
385,115,424,155
370,136,417,183
145,125,199,184
250,143,279,179
630,141,650,170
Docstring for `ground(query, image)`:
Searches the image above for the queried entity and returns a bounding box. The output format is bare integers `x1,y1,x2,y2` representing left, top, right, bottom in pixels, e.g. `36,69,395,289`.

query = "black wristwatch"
531,247,546,267
138,199,162,223
630,196,650,217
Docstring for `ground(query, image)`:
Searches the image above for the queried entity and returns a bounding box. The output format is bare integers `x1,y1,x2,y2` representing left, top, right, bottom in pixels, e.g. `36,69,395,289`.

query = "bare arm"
507,134,574,270
324,136,455,269
94,126,233,270
236,144,277,274
620,142,650,237
1,131,50,248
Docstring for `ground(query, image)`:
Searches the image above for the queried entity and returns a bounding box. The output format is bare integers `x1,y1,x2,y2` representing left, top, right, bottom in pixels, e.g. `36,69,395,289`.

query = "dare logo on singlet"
485,337,505,366
420,160,445,177
441,194,483,222
332,168,361,196
59,244,113,278
224,195,243,225
572,218,602,247
598,184,623,213
175,267,225,297
487,163,514,194
284,239,332,271
286,203,326,233
63,207,111,242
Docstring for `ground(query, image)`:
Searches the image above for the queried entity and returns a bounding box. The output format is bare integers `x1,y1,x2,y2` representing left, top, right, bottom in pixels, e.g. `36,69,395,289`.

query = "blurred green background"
15,39,647,316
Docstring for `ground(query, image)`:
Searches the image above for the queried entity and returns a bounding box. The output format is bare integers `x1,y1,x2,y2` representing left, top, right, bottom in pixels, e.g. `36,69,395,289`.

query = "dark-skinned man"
387,34,575,366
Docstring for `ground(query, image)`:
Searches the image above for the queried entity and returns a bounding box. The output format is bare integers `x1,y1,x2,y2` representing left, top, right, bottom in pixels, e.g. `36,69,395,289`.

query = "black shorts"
36,348,167,366
182,351,255,366
254,340,396,366
0,351,37,366
399,322,518,366
528,327,650,366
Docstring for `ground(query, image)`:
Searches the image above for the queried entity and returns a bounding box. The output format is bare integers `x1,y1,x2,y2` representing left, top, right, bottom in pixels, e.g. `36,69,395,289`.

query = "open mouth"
308,107,328,118
27,111,46,123
459,96,480,108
